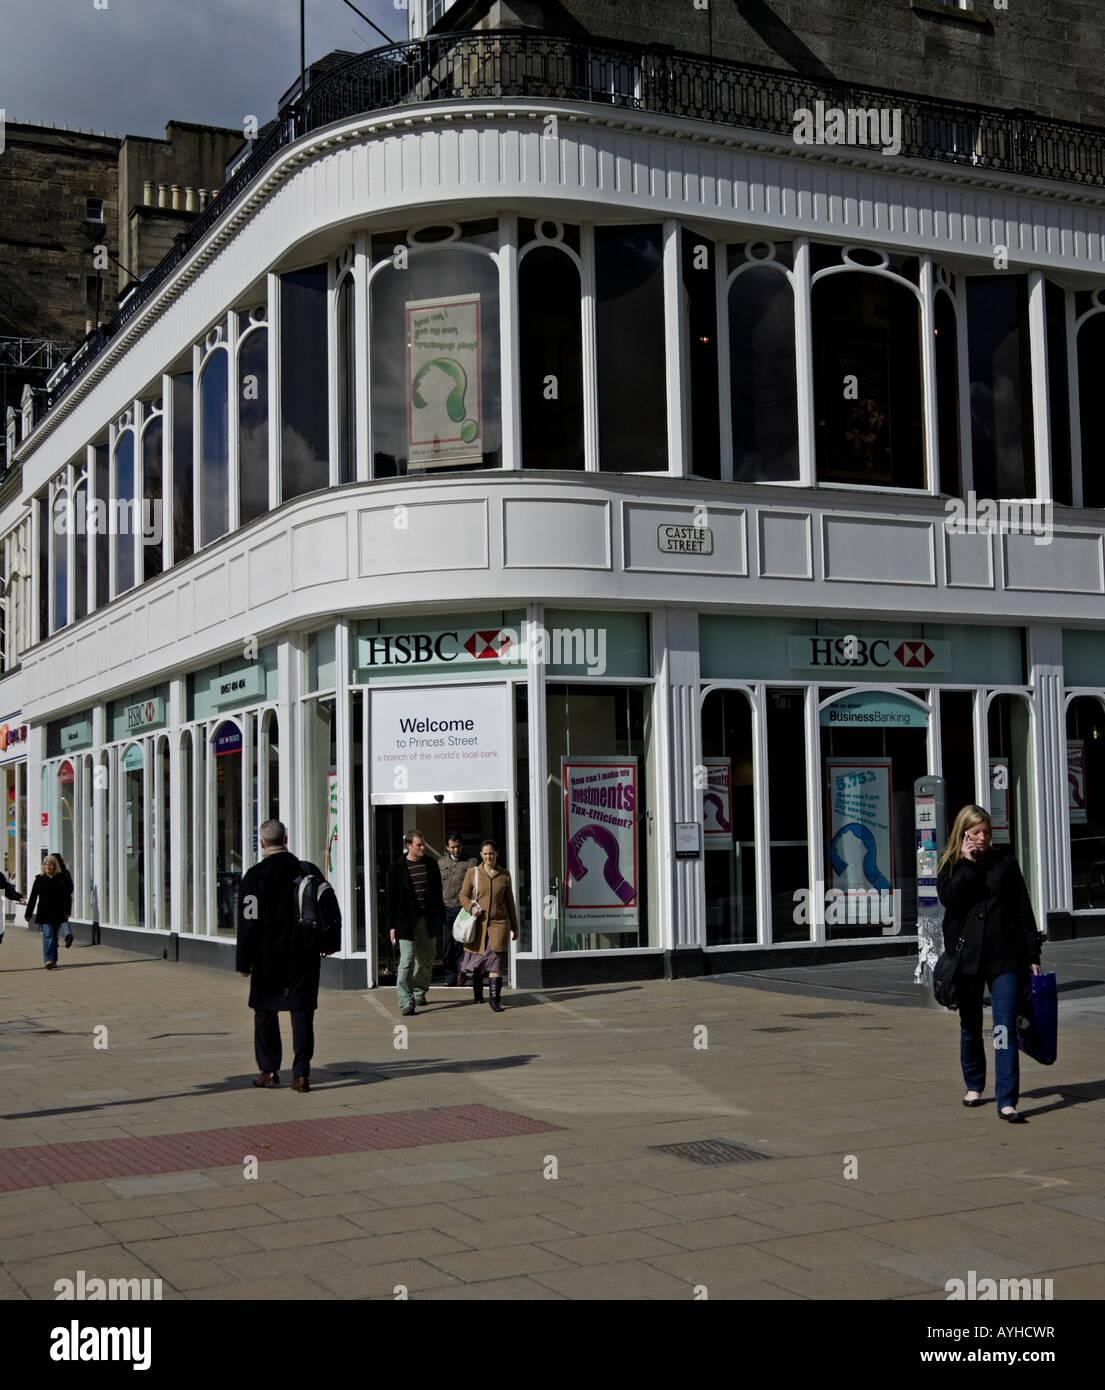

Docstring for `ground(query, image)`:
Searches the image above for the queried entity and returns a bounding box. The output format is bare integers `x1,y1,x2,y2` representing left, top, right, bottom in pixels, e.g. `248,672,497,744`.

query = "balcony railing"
34,29,1105,429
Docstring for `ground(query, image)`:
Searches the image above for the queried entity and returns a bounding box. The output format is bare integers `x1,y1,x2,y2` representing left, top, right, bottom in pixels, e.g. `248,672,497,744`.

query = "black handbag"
932,937,964,1010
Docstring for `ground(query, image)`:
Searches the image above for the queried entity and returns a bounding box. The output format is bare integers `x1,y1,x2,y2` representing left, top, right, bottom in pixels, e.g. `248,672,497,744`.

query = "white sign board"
370,684,510,800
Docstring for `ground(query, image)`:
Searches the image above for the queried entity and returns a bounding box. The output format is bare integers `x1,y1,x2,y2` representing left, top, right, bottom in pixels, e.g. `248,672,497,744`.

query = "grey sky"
1,0,409,139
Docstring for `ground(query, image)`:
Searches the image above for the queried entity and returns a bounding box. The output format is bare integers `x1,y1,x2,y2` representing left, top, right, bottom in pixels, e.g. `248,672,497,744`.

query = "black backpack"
291,864,342,955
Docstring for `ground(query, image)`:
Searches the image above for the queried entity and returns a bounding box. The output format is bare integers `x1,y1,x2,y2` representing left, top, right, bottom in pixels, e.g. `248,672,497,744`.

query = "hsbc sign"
356,625,522,674
126,696,165,731
789,636,949,673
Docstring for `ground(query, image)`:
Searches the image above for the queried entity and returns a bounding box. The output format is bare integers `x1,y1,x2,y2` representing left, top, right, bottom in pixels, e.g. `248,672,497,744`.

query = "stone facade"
445,0,1105,125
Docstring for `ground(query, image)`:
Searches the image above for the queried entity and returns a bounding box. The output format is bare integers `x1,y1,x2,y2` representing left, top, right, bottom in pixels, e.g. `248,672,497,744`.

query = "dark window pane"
371,247,501,477
935,290,961,497
53,490,68,629
1046,281,1072,507
520,245,584,469
683,230,720,479
967,276,1034,499
94,444,109,607
596,225,667,472
701,689,756,945
73,477,88,621
337,276,356,484
142,417,163,583
281,265,329,499
37,497,48,640
199,349,229,547
238,328,269,525
114,431,135,593
1077,314,1105,508
814,271,923,488
730,266,798,481
172,373,193,563
766,687,808,943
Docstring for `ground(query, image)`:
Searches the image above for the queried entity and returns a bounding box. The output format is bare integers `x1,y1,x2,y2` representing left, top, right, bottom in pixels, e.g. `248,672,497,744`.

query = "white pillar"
752,682,773,944
526,603,551,964
805,684,825,943
920,256,940,495
580,224,599,471
793,237,816,487
499,213,522,470
663,219,688,477
1028,624,1070,919
1028,270,1053,502
334,616,354,956
658,608,703,961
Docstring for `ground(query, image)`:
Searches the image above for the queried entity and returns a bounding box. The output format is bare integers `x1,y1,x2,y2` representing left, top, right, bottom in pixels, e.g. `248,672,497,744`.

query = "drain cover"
650,1139,776,1166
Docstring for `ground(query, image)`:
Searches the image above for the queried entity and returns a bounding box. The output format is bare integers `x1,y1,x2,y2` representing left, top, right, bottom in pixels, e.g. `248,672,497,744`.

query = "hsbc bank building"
3,5,1105,989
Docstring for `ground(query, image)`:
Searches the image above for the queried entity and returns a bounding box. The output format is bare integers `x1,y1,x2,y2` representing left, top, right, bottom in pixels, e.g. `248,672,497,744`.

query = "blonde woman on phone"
937,805,1042,1124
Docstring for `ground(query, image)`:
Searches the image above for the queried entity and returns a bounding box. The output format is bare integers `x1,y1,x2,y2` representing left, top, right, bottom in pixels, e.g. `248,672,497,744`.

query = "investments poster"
703,757,733,842
1068,741,1087,825
406,293,482,469
826,759,894,901
563,757,639,931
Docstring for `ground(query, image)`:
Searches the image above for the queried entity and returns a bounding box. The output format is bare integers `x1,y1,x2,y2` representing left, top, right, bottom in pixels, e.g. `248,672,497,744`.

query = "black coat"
938,847,1041,980
26,873,73,924
0,872,23,902
235,852,340,1012
386,854,444,939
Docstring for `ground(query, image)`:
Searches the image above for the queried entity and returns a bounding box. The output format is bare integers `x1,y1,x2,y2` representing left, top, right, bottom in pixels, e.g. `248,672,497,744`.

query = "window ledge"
911,1,993,27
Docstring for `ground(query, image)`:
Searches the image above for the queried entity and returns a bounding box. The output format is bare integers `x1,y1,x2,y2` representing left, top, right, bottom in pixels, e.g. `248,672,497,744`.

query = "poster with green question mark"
406,294,483,469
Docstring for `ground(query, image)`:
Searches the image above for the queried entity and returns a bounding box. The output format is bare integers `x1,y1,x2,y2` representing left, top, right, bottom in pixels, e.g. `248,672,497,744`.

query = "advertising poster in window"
826,759,894,903
1068,741,1087,825
406,294,482,469
563,757,639,931
325,771,339,877
703,757,732,844
989,757,1010,843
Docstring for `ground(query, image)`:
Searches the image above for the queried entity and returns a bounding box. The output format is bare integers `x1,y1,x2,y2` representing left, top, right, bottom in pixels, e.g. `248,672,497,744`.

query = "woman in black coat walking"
937,805,1042,1123
26,855,74,970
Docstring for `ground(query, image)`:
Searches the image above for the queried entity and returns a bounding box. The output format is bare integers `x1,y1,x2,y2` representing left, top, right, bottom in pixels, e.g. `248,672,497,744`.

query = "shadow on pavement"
1021,1076,1105,1117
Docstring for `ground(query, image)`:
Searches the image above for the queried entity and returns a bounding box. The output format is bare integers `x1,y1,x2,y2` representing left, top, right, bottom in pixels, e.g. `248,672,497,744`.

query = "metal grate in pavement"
0,1104,561,1193
649,1139,777,1166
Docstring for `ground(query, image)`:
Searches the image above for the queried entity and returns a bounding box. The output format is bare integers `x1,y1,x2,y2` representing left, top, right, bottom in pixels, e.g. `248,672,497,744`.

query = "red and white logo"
895,641,934,669
464,630,512,660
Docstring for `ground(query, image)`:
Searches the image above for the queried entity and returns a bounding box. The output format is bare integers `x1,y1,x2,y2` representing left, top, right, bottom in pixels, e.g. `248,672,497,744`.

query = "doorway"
373,799,509,987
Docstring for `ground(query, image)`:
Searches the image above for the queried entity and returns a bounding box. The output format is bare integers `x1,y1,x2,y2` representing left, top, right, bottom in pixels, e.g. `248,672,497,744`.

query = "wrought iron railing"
35,29,1105,429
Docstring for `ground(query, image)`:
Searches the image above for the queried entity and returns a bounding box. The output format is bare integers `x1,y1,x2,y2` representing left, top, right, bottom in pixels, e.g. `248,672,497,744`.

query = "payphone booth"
914,775,946,1007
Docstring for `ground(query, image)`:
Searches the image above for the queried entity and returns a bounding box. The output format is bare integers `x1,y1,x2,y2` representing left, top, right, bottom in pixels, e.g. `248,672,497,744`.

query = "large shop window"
336,274,356,485
238,320,269,525
700,689,756,945
967,277,1034,500
51,488,68,630
56,760,75,873
73,473,88,621
940,689,976,821
180,730,194,933
1067,697,1105,910
155,737,171,931
1076,299,1105,508
729,245,798,482
595,225,667,472
546,684,656,951
987,693,1036,902
281,266,330,500
519,230,584,470
93,444,109,610
682,230,720,479
813,259,924,489
113,430,136,593
1046,281,1073,507
199,348,230,547
371,234,501,476
99,750,111,924
121,743,145,927
820,690,928,938
934,285,961,498
36,497,48,641
766,688,809,942
304,696,337,877
213,721,243,932
171,372,194,562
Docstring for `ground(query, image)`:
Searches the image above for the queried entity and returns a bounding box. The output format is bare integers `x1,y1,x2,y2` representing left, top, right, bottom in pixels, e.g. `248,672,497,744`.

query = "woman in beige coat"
457,839,519,1012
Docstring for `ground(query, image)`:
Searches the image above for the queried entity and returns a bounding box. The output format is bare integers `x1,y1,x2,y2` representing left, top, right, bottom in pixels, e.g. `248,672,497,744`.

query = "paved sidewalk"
2,927,1103,1301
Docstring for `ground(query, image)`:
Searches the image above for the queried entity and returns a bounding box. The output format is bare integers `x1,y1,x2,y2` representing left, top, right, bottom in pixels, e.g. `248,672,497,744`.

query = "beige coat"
459,864,519,955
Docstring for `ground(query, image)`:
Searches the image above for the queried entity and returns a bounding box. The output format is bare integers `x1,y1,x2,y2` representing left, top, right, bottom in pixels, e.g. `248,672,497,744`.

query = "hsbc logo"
464,630,512,660
126,698,163,730
360,629,517,668
790,636,948,672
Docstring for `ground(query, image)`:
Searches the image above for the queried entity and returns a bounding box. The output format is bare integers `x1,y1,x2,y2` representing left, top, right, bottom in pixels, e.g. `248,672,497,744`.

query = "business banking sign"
370,684,511,800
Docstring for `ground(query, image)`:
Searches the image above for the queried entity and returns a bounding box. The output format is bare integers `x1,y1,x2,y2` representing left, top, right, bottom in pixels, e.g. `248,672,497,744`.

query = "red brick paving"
0,1105,561,1192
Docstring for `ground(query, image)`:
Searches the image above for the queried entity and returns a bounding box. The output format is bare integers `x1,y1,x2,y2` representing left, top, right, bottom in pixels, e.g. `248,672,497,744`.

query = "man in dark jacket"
236,819,341,1092
386,829,444,1016
0,869,26,946
438,834,476,985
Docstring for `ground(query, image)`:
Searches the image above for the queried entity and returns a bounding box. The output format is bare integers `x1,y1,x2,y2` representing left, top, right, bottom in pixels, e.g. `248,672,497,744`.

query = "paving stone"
750,1229,916,1270
412,1275,564,1300
329,1229,473,1268
184,1276,332,1300
105,1174,219,1197
424,1243,577,1281
244,1215,372,1250
308,1258,463,1299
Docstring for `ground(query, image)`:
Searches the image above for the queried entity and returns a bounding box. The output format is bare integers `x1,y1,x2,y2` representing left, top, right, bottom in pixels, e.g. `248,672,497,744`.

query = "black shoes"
962,1095,985,1108
472,971,484,1005
401,1006,416,1016
252,1072,280,1087
64,933,73,948
488,977,504,1013
999,1108,1028,1124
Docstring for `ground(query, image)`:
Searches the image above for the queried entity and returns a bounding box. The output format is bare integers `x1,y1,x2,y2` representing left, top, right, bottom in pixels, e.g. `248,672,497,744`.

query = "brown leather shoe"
290,1077,310,1093
251,1072,279,1087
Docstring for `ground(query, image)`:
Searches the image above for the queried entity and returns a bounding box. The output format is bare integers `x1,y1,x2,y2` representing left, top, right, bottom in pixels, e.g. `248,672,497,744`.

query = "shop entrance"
821,690,929,937
372,799,509,988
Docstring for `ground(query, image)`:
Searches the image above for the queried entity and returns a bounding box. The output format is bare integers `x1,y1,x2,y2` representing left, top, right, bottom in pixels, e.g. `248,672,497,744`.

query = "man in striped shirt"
386,828,444,1016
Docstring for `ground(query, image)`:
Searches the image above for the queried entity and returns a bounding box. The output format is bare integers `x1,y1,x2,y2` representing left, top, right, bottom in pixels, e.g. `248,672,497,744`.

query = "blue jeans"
40,920,63,965
958,971,1022,1110
396,917,434,1010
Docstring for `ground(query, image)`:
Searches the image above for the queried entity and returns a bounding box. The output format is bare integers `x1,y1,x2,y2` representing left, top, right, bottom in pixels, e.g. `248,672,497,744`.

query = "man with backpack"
236,818,341,1092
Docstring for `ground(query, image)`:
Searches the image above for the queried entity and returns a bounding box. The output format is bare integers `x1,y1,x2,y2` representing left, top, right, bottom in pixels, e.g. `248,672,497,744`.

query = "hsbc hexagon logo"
463,630,512,660
894,641,935,669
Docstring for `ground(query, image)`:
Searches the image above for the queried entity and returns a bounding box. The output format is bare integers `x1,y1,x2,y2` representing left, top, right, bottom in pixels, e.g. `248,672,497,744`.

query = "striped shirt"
406,858,430,912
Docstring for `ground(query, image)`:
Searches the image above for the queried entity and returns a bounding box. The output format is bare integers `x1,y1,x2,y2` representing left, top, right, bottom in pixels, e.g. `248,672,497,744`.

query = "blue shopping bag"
1016,972,1058,1066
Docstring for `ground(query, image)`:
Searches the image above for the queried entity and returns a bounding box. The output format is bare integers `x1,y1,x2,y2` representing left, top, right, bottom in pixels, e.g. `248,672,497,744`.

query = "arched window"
813,250,924,489
966,275,1034,500
1067,696,1105,909
519,225,584,470
50,481,69,630
238,322,269,525
113,429,136,592
281,266,329,500
141,408,163,582
934,276,961,497
199,346,229,547
336,272,357,484
1076,293,1105,509
728,245,798,482
73,471,88,620
121,741,146,927
212,720,243,932
700,687,757,944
